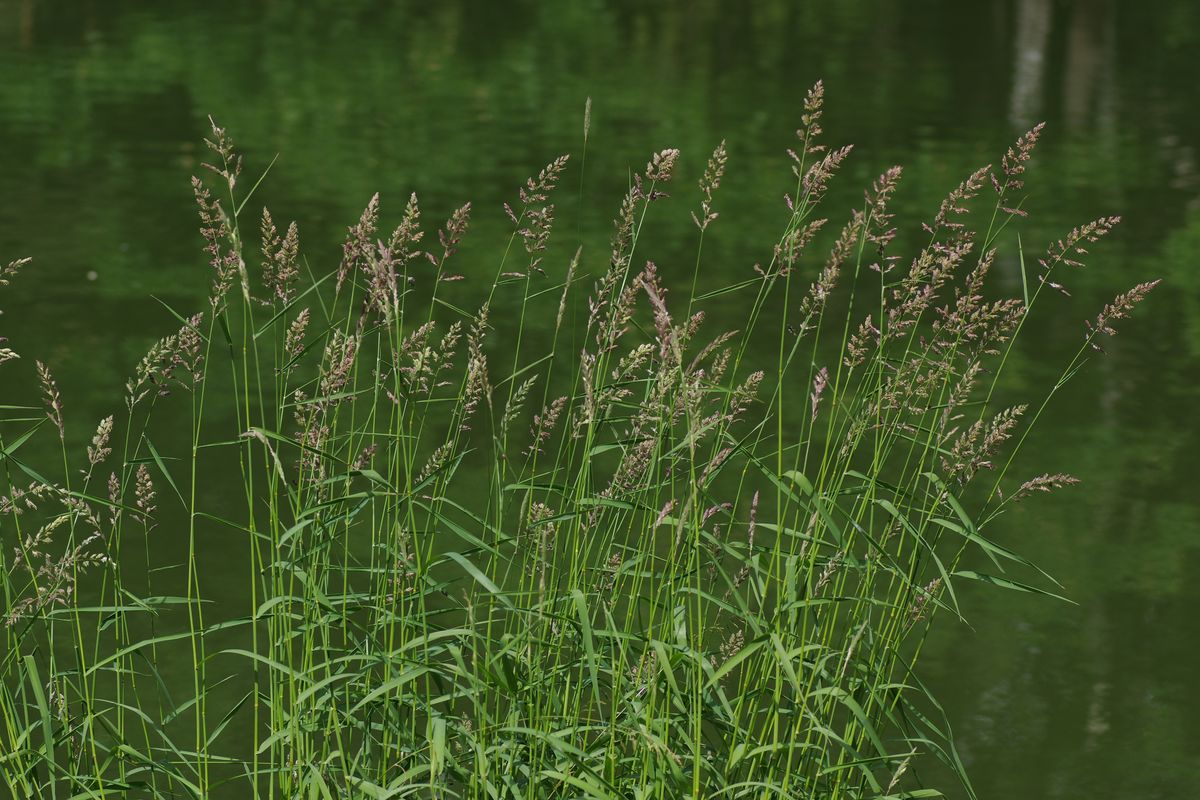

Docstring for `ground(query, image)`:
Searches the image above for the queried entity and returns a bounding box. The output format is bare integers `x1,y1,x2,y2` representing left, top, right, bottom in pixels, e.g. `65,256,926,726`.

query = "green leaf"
952,570,1075,604
146,438,186,508
445,551,512,610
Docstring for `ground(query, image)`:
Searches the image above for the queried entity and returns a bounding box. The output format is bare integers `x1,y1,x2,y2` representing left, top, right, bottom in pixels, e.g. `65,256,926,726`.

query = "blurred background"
0,1,1197,796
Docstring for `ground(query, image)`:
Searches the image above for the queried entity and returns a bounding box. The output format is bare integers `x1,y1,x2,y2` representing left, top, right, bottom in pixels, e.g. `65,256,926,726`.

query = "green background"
1,1,1197,795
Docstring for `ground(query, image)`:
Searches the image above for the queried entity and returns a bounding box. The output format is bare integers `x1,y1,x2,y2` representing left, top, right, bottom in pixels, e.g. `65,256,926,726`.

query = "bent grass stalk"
0,92,1159,799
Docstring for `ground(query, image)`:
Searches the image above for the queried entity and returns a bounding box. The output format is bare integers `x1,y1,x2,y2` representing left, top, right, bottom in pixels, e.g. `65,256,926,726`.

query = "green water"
1,1,1198,795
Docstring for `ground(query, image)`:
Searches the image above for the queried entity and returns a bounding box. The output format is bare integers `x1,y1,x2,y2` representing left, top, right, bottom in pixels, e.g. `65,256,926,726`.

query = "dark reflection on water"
1,1,1197,795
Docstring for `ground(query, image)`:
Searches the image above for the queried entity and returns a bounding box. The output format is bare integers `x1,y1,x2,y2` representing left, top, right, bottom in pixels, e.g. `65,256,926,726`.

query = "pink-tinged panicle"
654,499,677,528
606,438,656,499
844,315,879,368
1,256,32,287
150,313,208,388
36,361,64,439
437,322,463,374
259,207,280,300
1014,473,1080,501
392,319,463,399
352,443,378,471
596,279,641,357
788,80,826,172
701,502,732,528
359,194,422,321
644,149,680,184
747,490,759,552
556,247,581,333
996,121,1045,194
135,463,156,526
182,314,204,371
865,166,903,249
285,308,310,360
962,247,997,302
925,165,991,244
395,322,437,393
127,338,171,408
638,262,676,362
518,205,556,273
887,241,976,337
6,514,110,625
516,155,571,212
260,208,300,305
202,116,243,192
500,375,538,444
814,552,842,595
603,147,676,288
794,214,863,332
772,218,828,277
526,395,567,457
1087,279,1161,350
909,578,942,623
106,472,121,524
685,328,735,376
0,261,18,364
802,144,853,203
338,193,380,293
191,176,226,254
574,350,597,437
943,405,1026,484
317,331,359,405
0,481,54,517
940,360,983,433
507,154,567,230
260,208,279,264
692,140,727,232
388,192,425,266
525,500,557,535
192,176,240,306
608,184,641,277
716,629,745,668
389,319,458,407
1038,216,1122,297
802,80,824,142
863,166,904,275
290,387,331,489
196,130,244,296
525,501,560,595
506,156,569,274
364,243,399,322
586,343,651,427
934,249,1025,358
437,202,471,266
417,441,454,484
598,551,624,592
810,366,829,422
87,416,113,467
728,371,764,421
461,304,491,428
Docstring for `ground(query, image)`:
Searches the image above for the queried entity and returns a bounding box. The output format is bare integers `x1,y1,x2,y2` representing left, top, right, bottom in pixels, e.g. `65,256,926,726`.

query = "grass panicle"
0,94,1158,799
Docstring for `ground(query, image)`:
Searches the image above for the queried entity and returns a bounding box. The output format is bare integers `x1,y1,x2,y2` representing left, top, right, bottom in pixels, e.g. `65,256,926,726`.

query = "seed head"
88,416,114,467
36,361,64,439
1087,279,1160,349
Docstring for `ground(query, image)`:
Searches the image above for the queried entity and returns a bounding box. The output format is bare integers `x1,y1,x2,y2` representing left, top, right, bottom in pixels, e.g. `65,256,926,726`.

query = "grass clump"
0,86,1157,798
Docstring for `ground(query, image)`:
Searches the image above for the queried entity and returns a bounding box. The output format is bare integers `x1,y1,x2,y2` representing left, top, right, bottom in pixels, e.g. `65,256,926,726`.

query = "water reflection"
1010,0,1052,127
0,1,1197,796
1062,0,1116,132
1010,0,1118,135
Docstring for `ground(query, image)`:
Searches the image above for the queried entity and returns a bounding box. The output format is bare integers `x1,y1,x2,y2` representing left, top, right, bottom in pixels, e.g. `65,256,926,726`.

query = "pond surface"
1,1,1198,796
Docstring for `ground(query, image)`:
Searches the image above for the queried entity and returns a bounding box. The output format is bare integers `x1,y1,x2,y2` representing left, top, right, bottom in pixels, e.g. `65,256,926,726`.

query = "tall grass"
0,88,1157,799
